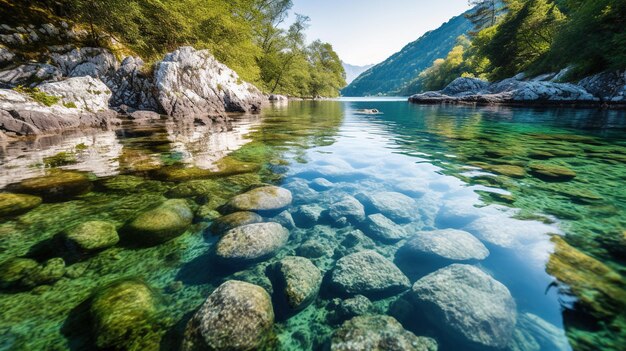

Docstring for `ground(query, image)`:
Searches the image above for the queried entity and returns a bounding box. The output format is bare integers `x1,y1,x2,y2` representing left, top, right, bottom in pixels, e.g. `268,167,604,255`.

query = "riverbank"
408,71,626,109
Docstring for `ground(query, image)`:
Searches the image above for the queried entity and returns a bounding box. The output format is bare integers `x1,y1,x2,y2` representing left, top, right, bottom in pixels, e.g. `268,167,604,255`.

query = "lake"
0,99,624,351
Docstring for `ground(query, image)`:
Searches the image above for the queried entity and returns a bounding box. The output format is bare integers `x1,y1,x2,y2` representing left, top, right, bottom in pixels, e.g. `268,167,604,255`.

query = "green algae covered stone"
0,258,39,289
182,280,274,351
124,199,193,246
331,315,437,351
215,222,289,264
90,279,161,350
0,193,42,217
63,220,119,252
529,163,576,181
13,170,92,200
225,186,292,213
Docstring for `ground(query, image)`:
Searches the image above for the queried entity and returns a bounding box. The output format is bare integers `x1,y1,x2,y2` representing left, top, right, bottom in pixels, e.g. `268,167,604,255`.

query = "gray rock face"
442,77,489,95
364,213,408,242
225,186,293,213
328,196,366,224
360,191,416,223
0,63,61,88
0,47,14,67
273,256,322,310
331,315,438,351
411,264,517,349
578,70,626,102
154,46,266,119
50,47,118,79
331,250,410,298
209,211,263,235
38,76,111,111
105,56,159,110
182,280,274,351
215,222,289,263
401,229,489,262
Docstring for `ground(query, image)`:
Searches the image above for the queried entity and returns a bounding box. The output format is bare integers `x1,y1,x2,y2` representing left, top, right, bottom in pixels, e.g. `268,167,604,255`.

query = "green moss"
13,86,61,107
43,152,77,168
63,101,77,108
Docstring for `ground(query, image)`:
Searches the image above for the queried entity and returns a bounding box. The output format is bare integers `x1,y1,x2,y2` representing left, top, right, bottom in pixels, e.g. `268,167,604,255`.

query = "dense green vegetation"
4,0,345,97
414,0,626,92
341,10,473,96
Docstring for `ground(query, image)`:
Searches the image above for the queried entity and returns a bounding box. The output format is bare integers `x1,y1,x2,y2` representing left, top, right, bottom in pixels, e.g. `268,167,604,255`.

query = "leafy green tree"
466,0,504,34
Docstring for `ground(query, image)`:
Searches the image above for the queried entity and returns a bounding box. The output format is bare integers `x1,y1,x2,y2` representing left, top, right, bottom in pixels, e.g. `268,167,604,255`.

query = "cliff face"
0,22,268,138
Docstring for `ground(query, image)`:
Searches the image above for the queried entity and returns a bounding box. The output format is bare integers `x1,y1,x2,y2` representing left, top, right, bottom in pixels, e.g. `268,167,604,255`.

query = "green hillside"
341,10,473,96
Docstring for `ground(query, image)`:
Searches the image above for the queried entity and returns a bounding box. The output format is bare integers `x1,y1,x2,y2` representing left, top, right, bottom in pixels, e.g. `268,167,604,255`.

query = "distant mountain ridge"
341,9,473,96
342,62,375,85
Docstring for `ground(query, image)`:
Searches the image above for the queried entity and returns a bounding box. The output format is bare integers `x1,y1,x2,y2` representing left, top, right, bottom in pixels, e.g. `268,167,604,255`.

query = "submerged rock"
165,180,218,199
182,280,274,351
208,211,263,235
529,163,576,181
296,239,333,258
330,295,377,321
90,279,160,350
12,170,91,200
225,186,292,213
272,256,322,311
400,229,489,262
0,193,42,216
124,199,193,246
331,315,438,351
328,196,366,224
63,220,119,253
292,204,324,228
215,222,289,264
0,258,39,289
411,264,517,349
331,250,410,298
546,235,626,318
363,213,408,242
359,191,416,223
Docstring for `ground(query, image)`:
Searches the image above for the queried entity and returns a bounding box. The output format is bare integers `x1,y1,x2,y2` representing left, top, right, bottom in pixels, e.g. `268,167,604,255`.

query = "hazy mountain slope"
341,10,473,96
342,62,375,85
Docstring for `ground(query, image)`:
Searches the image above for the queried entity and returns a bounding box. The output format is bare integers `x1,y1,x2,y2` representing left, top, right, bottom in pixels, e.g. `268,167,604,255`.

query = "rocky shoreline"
408,71,626,109
0,44,268,140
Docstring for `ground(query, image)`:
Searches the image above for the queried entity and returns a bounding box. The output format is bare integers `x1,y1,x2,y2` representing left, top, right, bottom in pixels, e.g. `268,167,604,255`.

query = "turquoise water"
0,99,625,350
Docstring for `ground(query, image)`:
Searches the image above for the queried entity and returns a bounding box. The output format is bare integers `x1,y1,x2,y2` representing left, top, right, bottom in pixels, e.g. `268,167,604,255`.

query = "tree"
466,0,503,34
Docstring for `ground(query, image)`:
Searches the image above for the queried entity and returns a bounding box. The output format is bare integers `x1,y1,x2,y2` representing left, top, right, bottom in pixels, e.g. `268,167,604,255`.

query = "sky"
288,0,470,66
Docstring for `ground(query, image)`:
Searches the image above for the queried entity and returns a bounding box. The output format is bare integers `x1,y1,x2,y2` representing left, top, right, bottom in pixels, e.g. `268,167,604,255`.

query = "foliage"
13,86,61,106
18,0,345,97
466,0,504,34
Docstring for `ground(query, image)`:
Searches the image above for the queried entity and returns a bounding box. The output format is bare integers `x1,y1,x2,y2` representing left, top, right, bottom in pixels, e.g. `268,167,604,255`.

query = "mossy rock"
165,180,218,199
21,257,65,288
488,164,526,178
12,170,92,200
155,159,260,182
124,199,193,246
208,211,263,235
63,220,119,253
0,193,42,217
224,186,292,213
90,279,161,350
272,256,322,311
529,163,576,181
0,257,39,289
546,236,626,318
99,175,146,192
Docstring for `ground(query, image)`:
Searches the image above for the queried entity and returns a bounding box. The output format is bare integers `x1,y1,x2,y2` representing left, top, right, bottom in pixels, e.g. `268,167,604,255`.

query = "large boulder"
215,222,289,264
0,63,61,88
272,256,322,311
442,77,489,95
10,170,92,200
182,280,274,351
154,46,266,120
400,229,489,262
578,70,626,102
225,186,292,213
358,192,416,223
38,76,111,112
208,211,263,235
90,279,160,350
363,213,408,242
331,315,438,351
410,264,517,349
328,196,366,224
331,250,410,298
124,199,193,246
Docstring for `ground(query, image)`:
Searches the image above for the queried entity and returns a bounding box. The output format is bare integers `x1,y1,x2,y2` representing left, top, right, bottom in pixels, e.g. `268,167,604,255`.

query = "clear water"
0,99,625,350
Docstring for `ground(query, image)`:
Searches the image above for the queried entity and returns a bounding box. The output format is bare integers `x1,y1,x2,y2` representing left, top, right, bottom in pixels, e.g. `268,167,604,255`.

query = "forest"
409,0,626,93
6,0,346,98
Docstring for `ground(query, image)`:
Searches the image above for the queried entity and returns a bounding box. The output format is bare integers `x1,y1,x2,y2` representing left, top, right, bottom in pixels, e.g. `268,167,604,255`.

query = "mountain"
342,62,375,85
341,10,473,96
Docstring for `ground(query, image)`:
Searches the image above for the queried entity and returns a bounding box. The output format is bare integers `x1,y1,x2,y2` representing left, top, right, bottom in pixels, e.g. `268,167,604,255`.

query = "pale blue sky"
288,0,470,66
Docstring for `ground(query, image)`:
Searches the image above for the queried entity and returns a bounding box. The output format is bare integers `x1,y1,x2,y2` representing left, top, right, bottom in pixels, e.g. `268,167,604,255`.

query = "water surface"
0,99,624,350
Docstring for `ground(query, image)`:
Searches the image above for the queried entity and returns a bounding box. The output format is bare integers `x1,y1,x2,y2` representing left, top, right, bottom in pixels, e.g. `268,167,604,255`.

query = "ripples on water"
0,99,624,350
